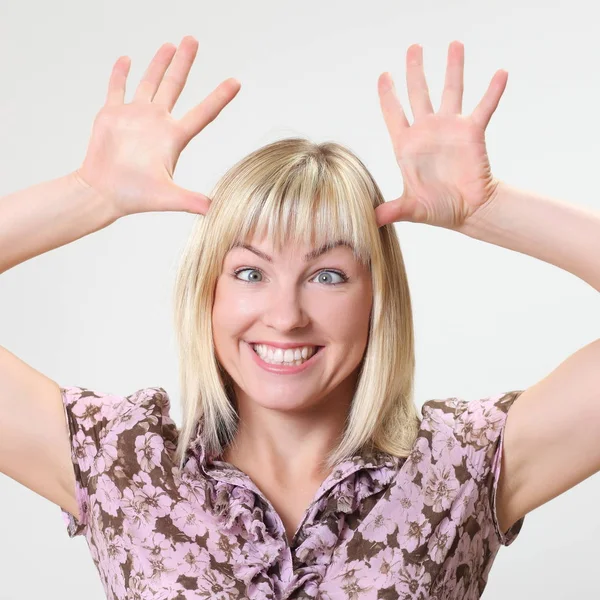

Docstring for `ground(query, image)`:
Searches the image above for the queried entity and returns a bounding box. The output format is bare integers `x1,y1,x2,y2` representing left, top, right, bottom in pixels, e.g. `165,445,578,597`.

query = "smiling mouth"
250,343,324,366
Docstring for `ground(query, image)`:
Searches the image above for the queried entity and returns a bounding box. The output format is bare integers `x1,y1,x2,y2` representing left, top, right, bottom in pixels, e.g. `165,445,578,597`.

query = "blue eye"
233,268,348,285
311,270,347,285
234,268,264,283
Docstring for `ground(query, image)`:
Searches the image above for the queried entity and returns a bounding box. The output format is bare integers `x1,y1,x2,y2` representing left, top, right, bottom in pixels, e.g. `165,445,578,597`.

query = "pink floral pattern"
60,386,525,599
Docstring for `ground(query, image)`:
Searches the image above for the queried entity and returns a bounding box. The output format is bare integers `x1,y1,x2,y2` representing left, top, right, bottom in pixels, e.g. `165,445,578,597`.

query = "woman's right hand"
76,36,241,218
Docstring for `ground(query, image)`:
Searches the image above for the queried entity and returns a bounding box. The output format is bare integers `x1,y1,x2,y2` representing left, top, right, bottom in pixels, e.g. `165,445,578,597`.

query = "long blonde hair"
172,137,421,471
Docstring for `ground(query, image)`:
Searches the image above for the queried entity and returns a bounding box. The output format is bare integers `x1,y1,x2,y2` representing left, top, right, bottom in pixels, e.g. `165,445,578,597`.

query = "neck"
223,383,354,484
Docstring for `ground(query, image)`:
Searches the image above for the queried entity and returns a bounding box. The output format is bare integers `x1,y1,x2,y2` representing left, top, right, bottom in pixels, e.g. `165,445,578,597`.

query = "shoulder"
408,390,526,546
61,384,172,417
420,391,522,437
59,386,179,537
418,390,524,478
61,385,177,452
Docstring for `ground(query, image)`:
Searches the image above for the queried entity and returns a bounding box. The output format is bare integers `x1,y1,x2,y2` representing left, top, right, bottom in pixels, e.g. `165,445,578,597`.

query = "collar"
187,415,401,503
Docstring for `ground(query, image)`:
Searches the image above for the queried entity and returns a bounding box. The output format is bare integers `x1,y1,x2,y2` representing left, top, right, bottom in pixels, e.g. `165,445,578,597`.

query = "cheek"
319,295,372,340
212,279,257,333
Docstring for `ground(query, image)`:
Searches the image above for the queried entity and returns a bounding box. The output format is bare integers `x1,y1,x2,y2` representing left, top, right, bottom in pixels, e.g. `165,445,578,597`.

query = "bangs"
209,147,378,266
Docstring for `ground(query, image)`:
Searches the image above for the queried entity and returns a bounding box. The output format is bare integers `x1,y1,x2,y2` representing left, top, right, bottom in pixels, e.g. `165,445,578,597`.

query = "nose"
261,285,310,332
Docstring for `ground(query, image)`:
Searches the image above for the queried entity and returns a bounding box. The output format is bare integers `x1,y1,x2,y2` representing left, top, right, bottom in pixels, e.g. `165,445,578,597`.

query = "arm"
456,183,600,533
0,171,117,520
457,181,600,293
0,36,240,521
0,172,117,275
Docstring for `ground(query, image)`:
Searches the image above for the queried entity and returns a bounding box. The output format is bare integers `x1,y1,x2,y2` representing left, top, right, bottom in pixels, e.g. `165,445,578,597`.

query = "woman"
1,36,598,599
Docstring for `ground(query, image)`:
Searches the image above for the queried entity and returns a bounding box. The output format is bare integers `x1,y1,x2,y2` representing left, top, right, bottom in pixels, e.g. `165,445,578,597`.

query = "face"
212,233,373,414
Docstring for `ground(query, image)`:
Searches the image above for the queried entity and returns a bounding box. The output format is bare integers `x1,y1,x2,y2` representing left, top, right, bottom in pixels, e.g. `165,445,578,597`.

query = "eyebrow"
231,240,354,263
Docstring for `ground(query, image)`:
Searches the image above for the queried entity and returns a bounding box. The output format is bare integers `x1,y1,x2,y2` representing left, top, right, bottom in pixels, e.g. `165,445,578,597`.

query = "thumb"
168,184,212,215
375,194,420,227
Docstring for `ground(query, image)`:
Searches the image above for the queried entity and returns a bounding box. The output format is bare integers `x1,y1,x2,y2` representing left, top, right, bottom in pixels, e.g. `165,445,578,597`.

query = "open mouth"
245,341,325,373
250,343,324,366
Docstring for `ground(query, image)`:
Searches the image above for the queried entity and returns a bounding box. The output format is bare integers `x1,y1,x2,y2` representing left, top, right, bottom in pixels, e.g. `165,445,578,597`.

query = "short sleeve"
421,390,525,547
485,391,526,546
59,386,130,537
59,385,176,538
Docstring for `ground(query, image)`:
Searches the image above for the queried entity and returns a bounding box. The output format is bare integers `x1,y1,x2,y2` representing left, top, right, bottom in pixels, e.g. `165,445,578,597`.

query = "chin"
242,388,321,413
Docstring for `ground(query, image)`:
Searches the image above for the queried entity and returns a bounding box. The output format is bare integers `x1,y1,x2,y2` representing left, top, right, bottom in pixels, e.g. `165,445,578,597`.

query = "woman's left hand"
375,41,508,230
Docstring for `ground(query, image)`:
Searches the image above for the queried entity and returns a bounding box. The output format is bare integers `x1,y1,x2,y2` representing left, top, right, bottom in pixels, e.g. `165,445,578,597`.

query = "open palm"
77,36,241,218
375,41,508,230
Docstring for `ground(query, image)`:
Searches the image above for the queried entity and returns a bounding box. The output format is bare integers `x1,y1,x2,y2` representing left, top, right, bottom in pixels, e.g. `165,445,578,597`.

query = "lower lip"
244,341,324,375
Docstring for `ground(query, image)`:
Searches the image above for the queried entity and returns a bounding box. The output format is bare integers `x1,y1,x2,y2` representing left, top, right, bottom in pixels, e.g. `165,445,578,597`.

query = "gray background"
1,0,599,598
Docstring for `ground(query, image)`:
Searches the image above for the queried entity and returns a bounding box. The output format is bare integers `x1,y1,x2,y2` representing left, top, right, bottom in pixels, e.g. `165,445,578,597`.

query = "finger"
132,43,177,103
471,69,509,130
177,78,242,148
406,44,434,120
377,72,410,154
153,36,199,111
439,40,464,115
105,56,131,106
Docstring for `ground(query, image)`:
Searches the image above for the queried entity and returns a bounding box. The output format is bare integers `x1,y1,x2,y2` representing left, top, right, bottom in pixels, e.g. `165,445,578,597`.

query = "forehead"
229,238,356,263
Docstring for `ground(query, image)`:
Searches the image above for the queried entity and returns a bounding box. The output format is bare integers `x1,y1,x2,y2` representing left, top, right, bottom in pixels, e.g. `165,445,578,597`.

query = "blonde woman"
1,36,599,599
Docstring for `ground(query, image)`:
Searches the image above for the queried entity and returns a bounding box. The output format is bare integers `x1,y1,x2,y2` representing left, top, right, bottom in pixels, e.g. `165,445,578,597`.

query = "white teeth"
251,343,319,366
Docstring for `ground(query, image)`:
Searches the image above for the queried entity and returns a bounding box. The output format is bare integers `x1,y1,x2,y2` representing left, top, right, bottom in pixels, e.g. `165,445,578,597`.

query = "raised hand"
375,41,508,230
76,36,240,218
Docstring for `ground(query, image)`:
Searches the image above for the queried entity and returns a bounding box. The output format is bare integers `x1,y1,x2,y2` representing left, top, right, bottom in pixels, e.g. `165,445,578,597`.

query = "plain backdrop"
1,0,599,598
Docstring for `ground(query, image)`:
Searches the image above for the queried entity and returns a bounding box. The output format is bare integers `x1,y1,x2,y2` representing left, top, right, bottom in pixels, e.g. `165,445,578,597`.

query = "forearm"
457,181,600,292
0,172,119,275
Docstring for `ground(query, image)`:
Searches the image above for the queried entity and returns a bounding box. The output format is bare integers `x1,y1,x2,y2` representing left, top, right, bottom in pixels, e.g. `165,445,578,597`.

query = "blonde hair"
172,137,421,471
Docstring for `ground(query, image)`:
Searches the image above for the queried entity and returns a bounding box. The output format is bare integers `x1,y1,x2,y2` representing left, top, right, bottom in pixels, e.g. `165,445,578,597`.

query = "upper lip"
246,340,323,349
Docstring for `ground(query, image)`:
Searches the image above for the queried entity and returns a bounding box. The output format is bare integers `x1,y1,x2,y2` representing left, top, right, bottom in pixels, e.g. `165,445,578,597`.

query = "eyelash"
232,267,349,286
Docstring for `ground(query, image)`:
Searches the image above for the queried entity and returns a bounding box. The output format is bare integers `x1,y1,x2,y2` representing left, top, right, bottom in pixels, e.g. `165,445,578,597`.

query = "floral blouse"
60,386,525,599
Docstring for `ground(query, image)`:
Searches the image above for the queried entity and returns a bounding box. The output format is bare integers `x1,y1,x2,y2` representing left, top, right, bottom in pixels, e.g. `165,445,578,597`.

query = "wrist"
69,169,122,224
455,178,504,240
